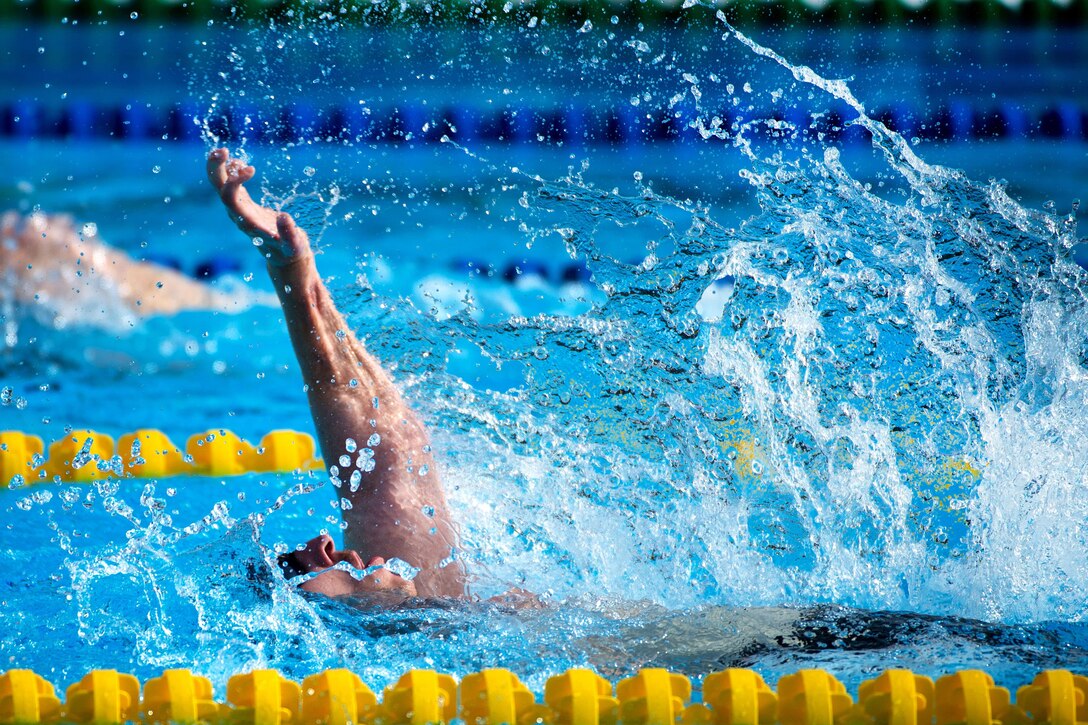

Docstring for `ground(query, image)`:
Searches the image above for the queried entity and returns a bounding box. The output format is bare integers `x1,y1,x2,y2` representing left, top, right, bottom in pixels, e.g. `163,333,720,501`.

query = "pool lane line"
2,100,1086,143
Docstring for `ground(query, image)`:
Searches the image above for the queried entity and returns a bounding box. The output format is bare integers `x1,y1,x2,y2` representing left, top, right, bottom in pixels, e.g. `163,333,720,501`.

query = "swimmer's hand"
206,148,311,268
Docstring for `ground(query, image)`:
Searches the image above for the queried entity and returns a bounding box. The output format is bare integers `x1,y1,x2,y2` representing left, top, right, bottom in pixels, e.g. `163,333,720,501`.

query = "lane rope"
0,667,1083,725
2,101,1086,143
0,429,323,486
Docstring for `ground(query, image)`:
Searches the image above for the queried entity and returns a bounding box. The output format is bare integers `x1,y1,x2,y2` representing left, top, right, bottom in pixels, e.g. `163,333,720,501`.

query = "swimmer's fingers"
207,148,279,241
220,160,256,199
229,161,257,188
206,147,231,188
276,212,304,241
273,212,310,263
206,148,256,194
207,149,259,214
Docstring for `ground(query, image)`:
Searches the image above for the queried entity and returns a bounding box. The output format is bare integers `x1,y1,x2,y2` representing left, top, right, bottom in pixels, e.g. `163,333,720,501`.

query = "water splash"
319,14,1088,623
9,464,1087,692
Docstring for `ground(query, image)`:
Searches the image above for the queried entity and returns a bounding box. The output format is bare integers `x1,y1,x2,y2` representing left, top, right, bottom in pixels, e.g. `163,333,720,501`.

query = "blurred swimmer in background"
0,211,264,329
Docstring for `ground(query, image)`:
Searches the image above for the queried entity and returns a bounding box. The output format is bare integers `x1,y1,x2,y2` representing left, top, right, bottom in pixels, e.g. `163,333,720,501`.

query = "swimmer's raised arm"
206,149,465,599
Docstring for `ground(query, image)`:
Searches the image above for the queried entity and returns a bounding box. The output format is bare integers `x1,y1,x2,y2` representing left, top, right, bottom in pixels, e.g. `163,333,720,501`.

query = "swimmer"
207,148,467,602
0,211,246,321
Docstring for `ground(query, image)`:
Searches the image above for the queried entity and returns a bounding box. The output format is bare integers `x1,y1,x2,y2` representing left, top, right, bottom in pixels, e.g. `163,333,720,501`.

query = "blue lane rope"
3,101,1088,143
142,257,594,285
132,252,1088,285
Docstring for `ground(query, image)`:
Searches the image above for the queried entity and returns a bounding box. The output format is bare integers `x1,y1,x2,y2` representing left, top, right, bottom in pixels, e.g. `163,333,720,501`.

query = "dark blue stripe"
2,101,1086,143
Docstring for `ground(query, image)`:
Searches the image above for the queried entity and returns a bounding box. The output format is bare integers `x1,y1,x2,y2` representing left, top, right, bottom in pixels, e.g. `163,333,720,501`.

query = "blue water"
3,11,1088,698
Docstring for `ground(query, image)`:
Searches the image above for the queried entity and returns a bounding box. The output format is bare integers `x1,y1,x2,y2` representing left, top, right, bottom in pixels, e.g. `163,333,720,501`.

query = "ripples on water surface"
2,8,1088,693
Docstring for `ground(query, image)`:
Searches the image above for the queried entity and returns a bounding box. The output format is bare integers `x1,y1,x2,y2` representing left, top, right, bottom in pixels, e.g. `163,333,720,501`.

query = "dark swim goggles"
276,551,307,580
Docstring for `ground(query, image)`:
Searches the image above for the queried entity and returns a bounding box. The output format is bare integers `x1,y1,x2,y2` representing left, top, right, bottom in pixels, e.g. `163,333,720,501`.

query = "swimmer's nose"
316,535,336,565
296,534,336,569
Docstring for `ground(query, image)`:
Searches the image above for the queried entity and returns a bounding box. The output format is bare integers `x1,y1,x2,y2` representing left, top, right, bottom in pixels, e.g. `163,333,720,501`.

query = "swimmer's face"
277,534,418,598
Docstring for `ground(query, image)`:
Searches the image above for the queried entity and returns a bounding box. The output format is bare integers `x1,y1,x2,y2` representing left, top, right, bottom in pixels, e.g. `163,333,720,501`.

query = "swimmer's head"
276,534,418,598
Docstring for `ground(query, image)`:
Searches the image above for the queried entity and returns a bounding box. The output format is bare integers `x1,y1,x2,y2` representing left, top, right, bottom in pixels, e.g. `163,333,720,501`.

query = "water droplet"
130,11,137,18
345,438,357,452
422,504,435,517
339,454,351,466
419,465,429,477
367,433,381,447
384,557,420,580
129,438,144,464
438,548,458,568
252,237,264,247
151,165,161,174
303,166,316,177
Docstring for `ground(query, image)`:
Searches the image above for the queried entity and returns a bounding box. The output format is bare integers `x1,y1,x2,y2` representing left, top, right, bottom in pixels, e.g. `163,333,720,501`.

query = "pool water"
2,11,1088,697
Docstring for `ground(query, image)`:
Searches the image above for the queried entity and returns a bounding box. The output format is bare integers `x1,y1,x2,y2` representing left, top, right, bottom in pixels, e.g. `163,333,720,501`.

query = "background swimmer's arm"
109,255,234,315
1,211,244,317
207,150,466,599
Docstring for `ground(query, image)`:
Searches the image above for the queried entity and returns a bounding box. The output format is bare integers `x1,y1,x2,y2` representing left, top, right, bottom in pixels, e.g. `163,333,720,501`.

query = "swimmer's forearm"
268,257,403,416
267,257,466,598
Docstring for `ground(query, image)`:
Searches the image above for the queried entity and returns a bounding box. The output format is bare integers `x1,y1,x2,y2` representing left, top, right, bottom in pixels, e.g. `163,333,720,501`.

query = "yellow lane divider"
141,670,219,725
0,667,1084,725
545,668,618,725
0,428,324,486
